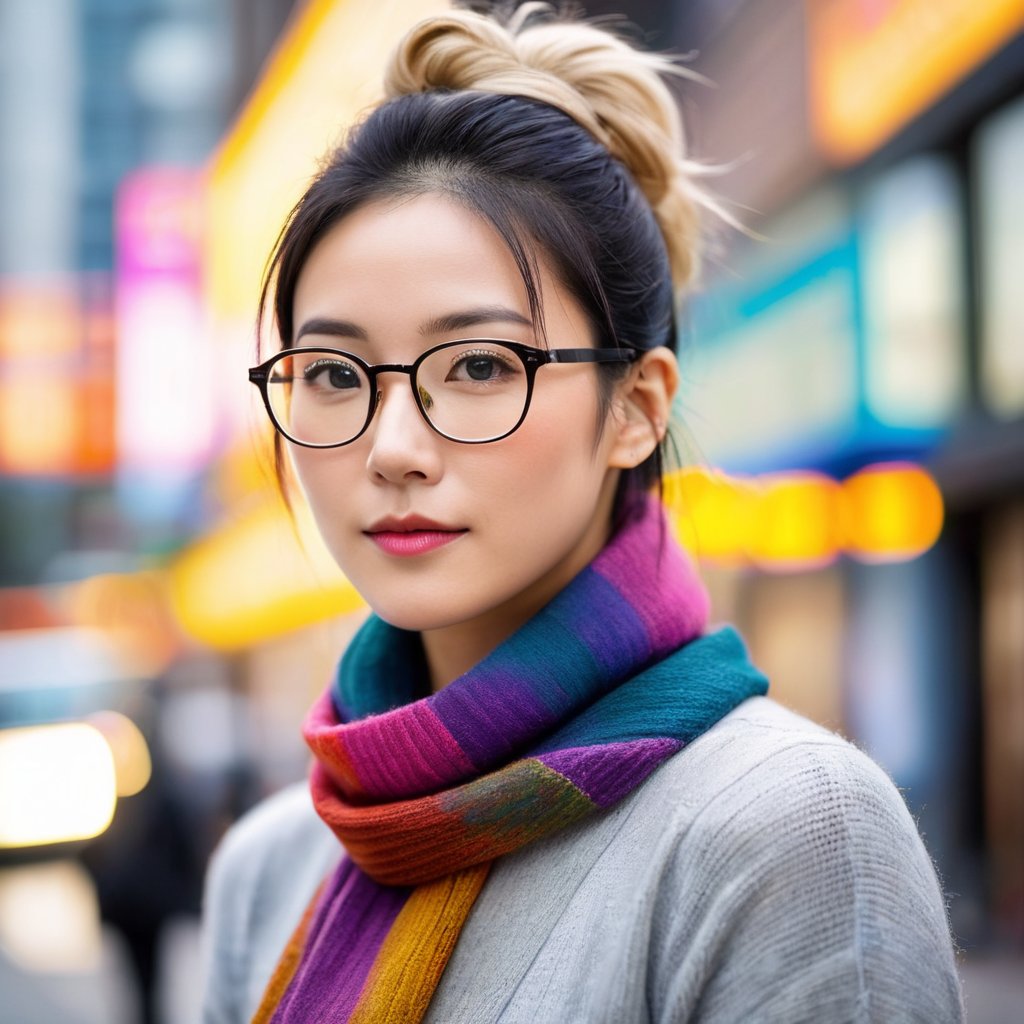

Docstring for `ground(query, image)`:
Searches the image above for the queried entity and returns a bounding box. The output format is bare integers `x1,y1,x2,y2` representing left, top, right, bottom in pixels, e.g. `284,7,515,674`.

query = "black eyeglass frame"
248,339,639,448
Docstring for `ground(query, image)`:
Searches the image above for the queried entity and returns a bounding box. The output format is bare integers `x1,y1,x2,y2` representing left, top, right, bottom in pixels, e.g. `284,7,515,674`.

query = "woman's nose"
364,376,444,484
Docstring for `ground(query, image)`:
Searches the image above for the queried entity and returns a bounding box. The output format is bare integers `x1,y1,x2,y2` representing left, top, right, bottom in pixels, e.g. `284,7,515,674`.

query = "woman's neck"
421,614,516,693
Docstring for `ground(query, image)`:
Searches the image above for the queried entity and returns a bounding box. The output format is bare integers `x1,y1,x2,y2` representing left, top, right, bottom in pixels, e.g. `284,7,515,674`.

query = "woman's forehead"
295,196,528,310
291,194,588,349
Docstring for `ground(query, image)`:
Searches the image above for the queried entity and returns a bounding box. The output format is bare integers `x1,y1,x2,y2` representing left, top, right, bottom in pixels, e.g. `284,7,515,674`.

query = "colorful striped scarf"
254,499,768,1023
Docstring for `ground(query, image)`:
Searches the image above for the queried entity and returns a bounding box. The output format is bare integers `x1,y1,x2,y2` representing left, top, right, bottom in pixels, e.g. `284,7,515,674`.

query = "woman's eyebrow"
420,306,532,335
295,317,369,342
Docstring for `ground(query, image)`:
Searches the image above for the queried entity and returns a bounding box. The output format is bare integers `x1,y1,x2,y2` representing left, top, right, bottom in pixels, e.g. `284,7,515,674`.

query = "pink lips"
365,516,467,558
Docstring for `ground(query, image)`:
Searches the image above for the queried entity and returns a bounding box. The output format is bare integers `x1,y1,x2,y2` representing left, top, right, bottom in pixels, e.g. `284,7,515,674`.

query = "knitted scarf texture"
254,499,768,1023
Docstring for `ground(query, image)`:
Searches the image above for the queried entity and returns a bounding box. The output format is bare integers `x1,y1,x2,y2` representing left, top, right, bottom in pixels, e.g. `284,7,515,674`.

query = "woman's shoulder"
649,694,945,885
639,696,963,1021
657,694,913,823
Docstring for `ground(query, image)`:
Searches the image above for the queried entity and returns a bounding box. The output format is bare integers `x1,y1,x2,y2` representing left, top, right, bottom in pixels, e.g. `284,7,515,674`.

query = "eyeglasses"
249,339,638,447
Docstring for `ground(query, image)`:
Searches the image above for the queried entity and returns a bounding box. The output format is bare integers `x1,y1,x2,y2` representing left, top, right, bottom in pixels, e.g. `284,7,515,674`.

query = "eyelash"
304,358,354,375
450,348,516,369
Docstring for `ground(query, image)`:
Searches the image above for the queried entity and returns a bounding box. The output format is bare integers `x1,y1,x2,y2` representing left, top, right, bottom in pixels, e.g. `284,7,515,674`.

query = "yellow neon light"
747,472,843,571
667,467,756,565
666,462,944,569
212,0,340,177
167,497,364,651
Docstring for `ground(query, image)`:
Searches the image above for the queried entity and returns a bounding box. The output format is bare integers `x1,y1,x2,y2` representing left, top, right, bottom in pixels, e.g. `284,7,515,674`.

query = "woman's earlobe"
606,347,678,468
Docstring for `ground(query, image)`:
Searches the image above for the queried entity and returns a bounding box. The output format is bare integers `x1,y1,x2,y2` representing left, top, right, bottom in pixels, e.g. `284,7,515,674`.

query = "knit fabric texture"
252,499,769,1023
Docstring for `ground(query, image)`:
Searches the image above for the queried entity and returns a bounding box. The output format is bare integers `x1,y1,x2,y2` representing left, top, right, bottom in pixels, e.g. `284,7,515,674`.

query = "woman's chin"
363,596,472,634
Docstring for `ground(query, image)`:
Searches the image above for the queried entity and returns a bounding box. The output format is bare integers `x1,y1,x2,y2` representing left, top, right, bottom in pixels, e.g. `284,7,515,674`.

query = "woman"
201,6,963,1022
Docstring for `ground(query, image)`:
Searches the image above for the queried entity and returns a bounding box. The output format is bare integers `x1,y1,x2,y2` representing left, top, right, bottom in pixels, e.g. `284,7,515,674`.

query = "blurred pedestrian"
201,4,963,1021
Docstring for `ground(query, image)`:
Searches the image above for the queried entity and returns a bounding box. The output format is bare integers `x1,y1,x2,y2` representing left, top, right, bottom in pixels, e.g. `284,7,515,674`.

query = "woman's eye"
447,350,516,383
304,360,361,390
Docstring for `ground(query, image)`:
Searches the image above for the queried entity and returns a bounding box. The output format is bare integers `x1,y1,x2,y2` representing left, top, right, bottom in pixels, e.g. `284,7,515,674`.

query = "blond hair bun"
384,4,706,290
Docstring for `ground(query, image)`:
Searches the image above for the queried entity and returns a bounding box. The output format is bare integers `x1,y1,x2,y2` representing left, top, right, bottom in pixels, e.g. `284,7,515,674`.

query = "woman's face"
288,194,627,649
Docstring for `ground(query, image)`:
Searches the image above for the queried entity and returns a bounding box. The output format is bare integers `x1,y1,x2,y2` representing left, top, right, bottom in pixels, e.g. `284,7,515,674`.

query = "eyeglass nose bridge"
365,362,435,431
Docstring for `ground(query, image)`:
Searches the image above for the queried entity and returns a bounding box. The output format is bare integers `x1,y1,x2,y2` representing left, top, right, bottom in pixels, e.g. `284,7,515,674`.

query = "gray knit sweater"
200,697,963,1023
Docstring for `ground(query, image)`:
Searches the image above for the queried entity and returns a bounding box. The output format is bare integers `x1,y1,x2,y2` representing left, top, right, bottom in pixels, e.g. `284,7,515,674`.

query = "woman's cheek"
290,454,358,550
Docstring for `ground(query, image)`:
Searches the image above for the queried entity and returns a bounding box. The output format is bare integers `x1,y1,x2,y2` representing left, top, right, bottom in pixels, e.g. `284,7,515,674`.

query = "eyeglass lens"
265,342,531,445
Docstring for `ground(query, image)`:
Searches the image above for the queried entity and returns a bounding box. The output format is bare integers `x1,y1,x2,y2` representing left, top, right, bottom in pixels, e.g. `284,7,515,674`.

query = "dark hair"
260,89,678,521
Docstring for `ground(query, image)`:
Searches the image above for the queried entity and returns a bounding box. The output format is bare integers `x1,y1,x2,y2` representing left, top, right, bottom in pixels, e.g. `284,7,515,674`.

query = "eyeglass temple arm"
547,348,638,364
250,366,300,385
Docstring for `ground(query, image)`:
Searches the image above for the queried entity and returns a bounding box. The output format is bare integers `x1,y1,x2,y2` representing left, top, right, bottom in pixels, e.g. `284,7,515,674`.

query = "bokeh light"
668,463,944,569
842,462,945,562
86,710,152,798
0,722,116,849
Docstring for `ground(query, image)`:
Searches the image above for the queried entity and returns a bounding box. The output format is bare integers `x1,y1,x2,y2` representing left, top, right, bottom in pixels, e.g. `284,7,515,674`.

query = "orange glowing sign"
0,280,116,476
841,462,944,562
0,374,78,475
807,0,1024,164
65,571,183,677
0,285,79,358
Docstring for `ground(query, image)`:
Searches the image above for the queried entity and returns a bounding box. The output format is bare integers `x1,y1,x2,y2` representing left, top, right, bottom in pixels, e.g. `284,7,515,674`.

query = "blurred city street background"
0,0,1022,1021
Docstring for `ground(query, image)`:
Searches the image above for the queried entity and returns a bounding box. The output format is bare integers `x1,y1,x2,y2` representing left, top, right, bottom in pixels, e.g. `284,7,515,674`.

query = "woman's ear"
607,347,679,469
